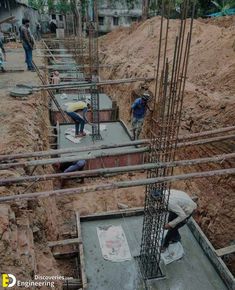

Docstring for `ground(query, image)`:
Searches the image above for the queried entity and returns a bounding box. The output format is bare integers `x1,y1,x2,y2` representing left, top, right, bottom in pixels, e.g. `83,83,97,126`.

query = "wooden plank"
48,237,82,247
63,278,82,290
188,219,235,290
53,250,79,259
80,207,144,221
216,245,235,257
76,212,88,289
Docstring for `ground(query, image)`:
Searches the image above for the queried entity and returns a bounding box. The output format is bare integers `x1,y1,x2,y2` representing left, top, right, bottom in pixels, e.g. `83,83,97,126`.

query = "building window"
98,16,104,26
59,15,63,21
51,14,56,20
113,17,119,26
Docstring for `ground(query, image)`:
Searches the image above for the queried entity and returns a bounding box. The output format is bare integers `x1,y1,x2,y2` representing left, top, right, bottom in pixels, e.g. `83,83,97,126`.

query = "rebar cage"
139,0,196,280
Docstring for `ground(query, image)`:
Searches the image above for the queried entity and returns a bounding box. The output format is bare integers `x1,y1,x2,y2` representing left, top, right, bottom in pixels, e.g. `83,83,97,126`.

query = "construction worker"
51,71,61,85
54,160,86,184
130,92,152,140
20,18,35,71
161,189,197,251
65,101,93,138
0,38,6,72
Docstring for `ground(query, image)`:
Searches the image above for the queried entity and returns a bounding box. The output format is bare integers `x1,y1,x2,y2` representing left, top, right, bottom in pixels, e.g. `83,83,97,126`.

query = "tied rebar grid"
88,0,101,140
139,0,195,280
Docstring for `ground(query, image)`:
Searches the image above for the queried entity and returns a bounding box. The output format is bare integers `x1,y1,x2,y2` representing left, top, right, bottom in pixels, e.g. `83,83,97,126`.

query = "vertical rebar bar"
139,0,195,280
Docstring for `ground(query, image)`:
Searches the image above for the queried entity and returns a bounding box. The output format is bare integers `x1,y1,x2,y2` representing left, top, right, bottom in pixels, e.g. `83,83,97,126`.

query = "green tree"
47,0,56,13
28,0,45,13
56,0,71,14
211,0,235,14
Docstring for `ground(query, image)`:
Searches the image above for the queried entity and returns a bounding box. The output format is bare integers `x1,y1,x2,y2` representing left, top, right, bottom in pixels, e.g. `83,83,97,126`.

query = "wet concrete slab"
52,93,113,111
58,121,134,159
81,215,227,290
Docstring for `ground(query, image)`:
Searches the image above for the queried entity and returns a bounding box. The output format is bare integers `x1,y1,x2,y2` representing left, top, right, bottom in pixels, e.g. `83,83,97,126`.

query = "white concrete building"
97,0,142,33
0,0,39,35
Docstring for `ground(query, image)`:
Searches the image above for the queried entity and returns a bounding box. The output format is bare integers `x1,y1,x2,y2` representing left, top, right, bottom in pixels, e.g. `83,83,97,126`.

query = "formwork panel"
81,215,228,290
57,121,145,169
51,93,116,123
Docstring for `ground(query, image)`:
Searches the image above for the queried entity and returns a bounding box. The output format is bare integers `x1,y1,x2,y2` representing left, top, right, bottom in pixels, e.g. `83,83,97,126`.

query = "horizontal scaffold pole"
33,77,155,91
0,132,234,163
0,153,234,186
0,168,234,203
178,126,235,140
0,140,148,162
0,147,148,170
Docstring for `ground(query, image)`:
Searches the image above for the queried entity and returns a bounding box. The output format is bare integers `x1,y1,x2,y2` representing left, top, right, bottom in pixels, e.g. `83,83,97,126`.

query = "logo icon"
2,274,16,288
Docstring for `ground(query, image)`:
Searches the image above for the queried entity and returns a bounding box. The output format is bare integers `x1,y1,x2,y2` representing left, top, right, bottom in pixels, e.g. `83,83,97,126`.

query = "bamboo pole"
180,134,235,147
0,131,234,163
0,140,148,162
0,168,234,203
0,147,148,170
30,77,155,91
178,126,235,141
0,153,234,186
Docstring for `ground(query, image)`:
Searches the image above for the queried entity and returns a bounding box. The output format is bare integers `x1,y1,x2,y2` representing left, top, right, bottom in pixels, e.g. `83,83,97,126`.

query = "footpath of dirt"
0,49,64,289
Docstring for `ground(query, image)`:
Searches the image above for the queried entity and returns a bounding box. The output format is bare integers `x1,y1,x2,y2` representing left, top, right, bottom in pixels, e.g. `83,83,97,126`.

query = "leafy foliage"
28,0,45,13
56,0,71,14
211,0,235,14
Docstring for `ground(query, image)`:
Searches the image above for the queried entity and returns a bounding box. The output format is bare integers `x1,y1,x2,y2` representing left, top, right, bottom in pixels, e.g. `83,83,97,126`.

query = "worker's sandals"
75,132,86,138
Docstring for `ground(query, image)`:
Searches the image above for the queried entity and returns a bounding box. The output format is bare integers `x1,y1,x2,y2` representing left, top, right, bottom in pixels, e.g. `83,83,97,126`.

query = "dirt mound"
99,15,235,274
199,15,235,28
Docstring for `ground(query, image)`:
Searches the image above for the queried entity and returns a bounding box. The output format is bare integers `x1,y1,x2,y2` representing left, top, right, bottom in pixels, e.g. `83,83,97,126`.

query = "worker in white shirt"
162,189,197,250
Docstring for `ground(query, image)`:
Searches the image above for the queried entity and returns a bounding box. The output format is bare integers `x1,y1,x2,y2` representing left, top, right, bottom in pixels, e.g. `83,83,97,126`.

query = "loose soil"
0,16,234,286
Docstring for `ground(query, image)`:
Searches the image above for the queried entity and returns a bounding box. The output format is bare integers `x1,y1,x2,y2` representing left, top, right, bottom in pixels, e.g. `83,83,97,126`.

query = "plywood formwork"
50,93,118,124
57,121,145,170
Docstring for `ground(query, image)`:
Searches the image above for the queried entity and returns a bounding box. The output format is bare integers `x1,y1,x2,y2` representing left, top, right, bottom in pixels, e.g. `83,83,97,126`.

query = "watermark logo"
2,274,16,288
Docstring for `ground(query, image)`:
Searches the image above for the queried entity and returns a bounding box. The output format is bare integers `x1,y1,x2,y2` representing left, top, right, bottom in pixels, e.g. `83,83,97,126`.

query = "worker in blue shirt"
130,93,152,140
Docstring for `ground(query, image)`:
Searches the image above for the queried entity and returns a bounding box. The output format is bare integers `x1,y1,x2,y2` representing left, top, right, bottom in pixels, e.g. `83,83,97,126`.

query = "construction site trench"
0,15,234,288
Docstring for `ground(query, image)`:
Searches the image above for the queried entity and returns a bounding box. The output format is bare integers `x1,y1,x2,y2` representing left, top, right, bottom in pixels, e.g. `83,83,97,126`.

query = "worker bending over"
162,189,197,251
65,101,93,138
54,160,86,183
130,93,152,140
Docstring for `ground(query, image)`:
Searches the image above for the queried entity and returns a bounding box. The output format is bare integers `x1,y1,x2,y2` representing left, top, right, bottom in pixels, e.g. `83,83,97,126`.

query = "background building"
97,0,142,34
0,0,39,35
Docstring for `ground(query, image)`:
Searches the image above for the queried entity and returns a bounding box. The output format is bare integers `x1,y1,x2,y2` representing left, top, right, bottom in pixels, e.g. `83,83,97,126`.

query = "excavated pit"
0,15,234,289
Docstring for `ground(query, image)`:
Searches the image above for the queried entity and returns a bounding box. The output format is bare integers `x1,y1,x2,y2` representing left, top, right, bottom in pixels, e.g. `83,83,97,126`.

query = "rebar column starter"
88,0,101,140
139,0,195,280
